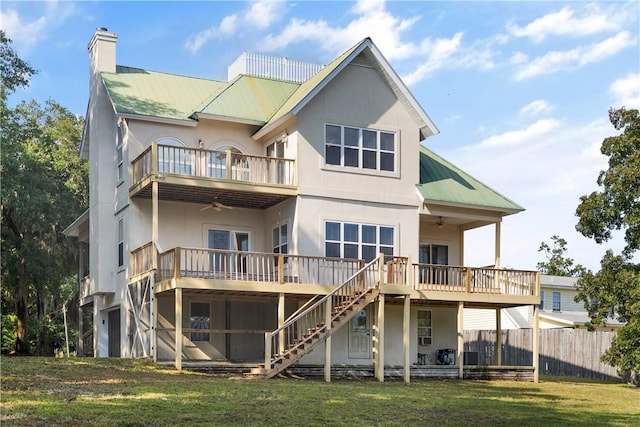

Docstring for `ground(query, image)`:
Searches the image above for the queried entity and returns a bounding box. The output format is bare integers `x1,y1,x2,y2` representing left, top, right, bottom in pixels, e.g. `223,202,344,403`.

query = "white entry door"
348,309,371,359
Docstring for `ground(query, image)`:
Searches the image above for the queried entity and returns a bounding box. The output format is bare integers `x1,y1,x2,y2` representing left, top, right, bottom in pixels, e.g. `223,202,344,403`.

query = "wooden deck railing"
157,247,362,287
131,144,296,187
412,264,538,296
130,243,155,278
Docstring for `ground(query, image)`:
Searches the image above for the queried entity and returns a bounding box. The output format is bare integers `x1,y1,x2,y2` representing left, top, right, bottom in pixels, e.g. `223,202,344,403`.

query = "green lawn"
1,357,638,426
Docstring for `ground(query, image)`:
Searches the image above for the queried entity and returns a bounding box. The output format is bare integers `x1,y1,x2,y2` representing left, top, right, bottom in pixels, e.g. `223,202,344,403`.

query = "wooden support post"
459,227,465,266
152,281,158,363
264,333,271,371
278,293,285,356
324,296,332,383
225,149,232,180
278,254,284,284
494,222,501,290
152,180,158,271
406,256,413,290
78,305,84,357
496,308,502,366
376,294,385,382
465,268,472,293
457,301,464,379
175,288,182,371
533,303,540,383
173,248,181,279
403,295,410,383
378,253,385,286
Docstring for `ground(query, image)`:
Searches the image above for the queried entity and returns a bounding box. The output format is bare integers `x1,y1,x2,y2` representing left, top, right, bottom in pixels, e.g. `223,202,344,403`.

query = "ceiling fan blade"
200,205,213,211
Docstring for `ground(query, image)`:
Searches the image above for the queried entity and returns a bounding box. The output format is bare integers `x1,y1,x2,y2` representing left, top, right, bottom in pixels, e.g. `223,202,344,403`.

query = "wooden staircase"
250,257,381,378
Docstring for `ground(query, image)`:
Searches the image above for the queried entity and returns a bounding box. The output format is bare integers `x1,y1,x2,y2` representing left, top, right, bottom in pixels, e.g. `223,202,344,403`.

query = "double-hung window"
116,126,124,183
325,221,394,262
117,217,124,268
552,291,561,312
540,290,545,310
325,124,395,172
272,223,288,265
417,310,432,346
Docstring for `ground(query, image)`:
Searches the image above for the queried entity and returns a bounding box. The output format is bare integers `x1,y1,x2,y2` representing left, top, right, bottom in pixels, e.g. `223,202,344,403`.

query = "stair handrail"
264,255,380,370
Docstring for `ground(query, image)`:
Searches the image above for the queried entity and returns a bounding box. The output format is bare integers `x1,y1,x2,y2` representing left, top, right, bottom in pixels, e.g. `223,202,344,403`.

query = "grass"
1,357,638,426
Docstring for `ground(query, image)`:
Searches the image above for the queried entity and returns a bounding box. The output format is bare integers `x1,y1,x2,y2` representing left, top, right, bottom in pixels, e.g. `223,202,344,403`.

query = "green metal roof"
195,75,299,123
417,145,524,213
101,66,226,121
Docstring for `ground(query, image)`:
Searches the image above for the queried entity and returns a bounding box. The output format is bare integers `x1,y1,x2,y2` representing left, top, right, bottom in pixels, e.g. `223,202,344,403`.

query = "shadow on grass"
2,358,638,427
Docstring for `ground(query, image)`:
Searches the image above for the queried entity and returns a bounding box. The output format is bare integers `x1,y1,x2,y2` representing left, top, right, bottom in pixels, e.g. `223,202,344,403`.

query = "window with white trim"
325,124,395,172
116,126,124,183
190,302,210,342
417,310,432,346
117,217,124,268
324,221,394,262
272,223,288,256
157,137,191,175
552,291,561,312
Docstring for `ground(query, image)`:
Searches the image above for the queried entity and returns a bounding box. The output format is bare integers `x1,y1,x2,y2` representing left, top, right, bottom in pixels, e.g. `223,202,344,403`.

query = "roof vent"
227,52,323,83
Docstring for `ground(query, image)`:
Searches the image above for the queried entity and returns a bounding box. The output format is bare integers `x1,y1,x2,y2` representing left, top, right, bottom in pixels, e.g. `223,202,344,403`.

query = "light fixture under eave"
436,217,444,228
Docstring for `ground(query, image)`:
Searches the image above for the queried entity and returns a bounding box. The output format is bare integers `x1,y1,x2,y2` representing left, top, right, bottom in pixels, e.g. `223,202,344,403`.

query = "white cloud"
519,100,554,118
510,51,528,65
403,33,464,85
262,0,419,61
0,8,47,47
507,3,628,43
185,15,238,54
473,119,560,149
245,0,284,30
514,31,635,80
609,73,640,108
185,1,285,53
0,1,75,50
442,116,620,270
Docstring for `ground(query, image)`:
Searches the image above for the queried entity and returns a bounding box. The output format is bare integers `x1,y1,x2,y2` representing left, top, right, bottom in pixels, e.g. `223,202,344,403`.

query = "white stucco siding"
298,304,460,366
294,196,419,261
129,199,269,253
419,224,462,266
295,64,421,207
125,120,261,160
89,83,119,296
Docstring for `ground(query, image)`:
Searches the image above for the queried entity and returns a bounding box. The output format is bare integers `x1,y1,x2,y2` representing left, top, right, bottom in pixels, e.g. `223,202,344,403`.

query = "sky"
2,0,639,272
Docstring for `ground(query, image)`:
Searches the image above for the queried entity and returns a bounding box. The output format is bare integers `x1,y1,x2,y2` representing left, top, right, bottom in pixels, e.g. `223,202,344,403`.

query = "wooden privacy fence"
464,329,621,381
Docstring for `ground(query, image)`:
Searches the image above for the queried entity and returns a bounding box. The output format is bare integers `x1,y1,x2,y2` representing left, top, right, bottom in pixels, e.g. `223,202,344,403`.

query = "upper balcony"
129,143,297,209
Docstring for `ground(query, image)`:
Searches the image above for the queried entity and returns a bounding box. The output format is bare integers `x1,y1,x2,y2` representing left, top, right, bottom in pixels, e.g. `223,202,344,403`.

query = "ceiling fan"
435,216,444,229
200,200,234,212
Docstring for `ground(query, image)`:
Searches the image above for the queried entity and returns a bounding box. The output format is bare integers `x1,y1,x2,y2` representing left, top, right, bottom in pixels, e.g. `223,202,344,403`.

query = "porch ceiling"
131,181,293,209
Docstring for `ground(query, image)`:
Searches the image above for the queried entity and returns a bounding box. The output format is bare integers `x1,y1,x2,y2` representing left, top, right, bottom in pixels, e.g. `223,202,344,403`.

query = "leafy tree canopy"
537,235,586,277
574,107,640,384
1,31,87,355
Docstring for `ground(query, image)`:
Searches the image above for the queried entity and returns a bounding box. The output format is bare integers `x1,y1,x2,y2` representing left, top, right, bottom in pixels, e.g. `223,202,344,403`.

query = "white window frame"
190,301,211,342
117,217,124,268
272,223,288,256
324,221,394,262
116,126,124,184
417,309,432,346
324,123,396,172
552,291,561,312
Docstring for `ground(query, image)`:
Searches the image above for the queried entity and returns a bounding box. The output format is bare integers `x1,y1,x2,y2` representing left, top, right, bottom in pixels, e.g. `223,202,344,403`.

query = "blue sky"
3,0,639,271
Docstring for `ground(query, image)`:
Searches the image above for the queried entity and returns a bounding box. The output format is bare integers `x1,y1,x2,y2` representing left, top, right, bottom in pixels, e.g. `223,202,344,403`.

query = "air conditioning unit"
436,348,456,365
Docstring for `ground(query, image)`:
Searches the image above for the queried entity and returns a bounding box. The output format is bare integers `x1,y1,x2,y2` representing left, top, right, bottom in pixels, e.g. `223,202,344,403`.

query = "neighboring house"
64,29,541,382
464,274,624,331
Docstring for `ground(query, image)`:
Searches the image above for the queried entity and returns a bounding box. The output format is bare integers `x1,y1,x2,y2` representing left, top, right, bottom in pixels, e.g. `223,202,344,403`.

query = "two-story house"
64,28,540,382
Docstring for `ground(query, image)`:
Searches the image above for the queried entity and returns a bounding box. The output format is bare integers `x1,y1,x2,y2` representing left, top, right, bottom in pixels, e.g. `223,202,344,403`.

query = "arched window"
208,145,244,179
157,137,192,175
